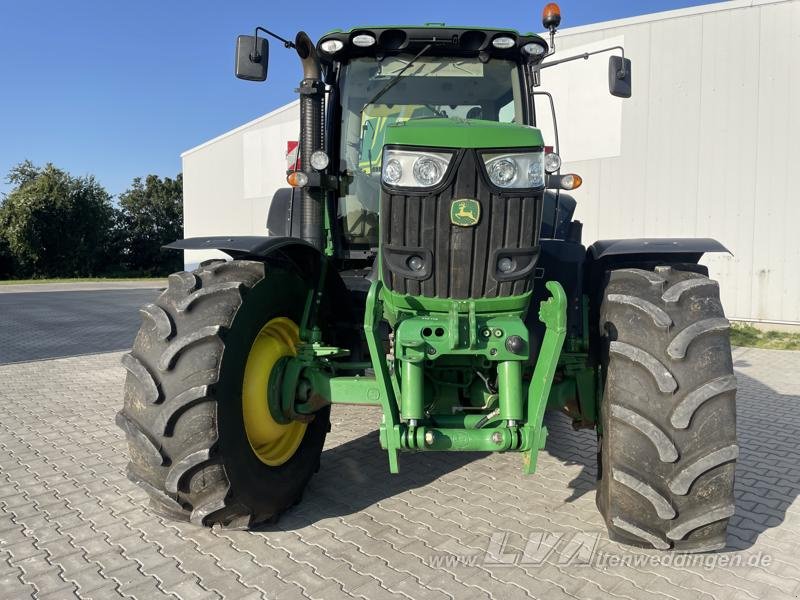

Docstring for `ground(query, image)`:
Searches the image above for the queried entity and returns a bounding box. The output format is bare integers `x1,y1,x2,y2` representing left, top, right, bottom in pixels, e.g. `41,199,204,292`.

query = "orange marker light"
561,173,582,190
287,171,308,187
542,2,562,30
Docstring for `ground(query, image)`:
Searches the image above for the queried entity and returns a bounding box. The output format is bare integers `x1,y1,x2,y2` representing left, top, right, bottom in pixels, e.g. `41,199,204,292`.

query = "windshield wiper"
360,44,433,114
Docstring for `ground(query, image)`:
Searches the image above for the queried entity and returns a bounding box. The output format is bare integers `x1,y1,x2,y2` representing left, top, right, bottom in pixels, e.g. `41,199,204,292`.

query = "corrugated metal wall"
549,0,800,324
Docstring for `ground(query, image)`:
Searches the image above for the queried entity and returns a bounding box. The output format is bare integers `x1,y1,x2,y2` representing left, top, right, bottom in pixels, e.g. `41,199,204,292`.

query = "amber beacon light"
542,3,562,31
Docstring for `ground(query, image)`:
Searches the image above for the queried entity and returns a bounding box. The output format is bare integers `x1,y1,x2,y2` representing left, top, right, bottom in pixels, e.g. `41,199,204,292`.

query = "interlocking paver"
0,346,799,599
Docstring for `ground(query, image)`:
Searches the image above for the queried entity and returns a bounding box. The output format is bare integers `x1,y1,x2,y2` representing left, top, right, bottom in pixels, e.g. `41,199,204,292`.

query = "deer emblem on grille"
450,199,481,227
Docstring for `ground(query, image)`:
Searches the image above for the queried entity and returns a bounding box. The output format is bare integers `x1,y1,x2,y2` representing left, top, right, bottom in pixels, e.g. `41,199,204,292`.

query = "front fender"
165,235,361,352
164,235,316,259
584,237,731,365
164,235,325,276
588,237,729,262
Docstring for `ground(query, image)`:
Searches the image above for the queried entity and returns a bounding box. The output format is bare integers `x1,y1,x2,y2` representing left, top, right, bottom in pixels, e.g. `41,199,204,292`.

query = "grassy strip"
730,322,800,351
0,277,163,285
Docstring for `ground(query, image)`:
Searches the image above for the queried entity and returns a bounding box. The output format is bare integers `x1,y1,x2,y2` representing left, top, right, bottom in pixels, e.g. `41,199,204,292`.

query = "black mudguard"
164,236,362,355
588,237,729,263
584,237,730,365
585,236,730,290
163,235,330,280
164,235,313,260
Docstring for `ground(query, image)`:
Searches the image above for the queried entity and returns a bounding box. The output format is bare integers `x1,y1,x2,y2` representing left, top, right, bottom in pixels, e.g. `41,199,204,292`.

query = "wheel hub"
242,317,307,466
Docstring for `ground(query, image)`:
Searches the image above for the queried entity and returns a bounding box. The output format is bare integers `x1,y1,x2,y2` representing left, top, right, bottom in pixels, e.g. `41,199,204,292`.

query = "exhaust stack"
295,32,325,251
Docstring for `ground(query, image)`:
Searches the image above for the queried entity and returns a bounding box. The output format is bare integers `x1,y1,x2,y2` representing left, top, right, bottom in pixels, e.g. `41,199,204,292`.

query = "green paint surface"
380,285,532,319
384,118,544,149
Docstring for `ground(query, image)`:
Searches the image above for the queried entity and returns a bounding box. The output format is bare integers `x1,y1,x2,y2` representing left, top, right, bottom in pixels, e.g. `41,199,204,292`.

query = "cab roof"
317,24,548,62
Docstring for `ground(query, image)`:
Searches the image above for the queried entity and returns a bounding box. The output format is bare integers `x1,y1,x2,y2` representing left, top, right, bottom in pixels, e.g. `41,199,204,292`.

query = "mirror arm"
537,45,626,77
252,26,296,61
531,91,559,159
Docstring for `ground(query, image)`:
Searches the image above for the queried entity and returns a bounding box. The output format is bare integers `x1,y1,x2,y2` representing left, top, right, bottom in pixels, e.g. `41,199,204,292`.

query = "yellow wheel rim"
242,317,307,466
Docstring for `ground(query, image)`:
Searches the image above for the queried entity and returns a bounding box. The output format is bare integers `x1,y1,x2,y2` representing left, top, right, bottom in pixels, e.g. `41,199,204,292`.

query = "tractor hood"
383,118,544,149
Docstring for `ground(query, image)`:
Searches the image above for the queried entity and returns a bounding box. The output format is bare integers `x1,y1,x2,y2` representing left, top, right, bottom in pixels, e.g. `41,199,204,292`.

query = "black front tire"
597,266,737,553
116,259,330,528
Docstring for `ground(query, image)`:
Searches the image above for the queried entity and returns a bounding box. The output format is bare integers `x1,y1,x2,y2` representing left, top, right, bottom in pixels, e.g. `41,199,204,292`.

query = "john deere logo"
450,199,481,227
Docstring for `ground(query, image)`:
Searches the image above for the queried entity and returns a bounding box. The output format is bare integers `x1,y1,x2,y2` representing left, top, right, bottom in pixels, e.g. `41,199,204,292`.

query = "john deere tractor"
118,4,737,553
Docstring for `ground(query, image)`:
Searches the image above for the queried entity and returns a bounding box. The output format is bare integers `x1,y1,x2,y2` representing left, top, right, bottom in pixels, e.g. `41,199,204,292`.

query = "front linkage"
273,277,569,474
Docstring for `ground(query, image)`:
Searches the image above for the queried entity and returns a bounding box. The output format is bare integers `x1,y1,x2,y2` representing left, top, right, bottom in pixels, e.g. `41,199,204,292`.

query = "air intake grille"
380,150,542,299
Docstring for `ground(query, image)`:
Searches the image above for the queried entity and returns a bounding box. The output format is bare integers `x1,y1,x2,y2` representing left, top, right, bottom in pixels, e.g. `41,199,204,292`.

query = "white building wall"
181,101,300,267
181,0,800,324
545,0,800,324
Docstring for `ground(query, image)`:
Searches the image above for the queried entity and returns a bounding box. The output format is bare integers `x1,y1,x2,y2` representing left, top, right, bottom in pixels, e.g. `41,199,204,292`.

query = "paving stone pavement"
1,346,799,599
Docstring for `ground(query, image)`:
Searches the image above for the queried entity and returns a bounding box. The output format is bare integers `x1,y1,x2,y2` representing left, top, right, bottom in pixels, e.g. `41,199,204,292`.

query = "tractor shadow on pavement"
540,410,598,503
534,368,800,550
724,369,800,550
257,367,800,550
259,411,602,531
256,429,488,530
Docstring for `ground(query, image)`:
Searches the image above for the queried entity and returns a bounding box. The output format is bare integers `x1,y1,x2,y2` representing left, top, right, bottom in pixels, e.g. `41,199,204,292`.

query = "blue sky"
0,0,716,198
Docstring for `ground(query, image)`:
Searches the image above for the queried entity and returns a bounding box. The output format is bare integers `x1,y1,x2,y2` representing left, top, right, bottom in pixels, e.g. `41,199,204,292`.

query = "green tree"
0,161,116,277
117,173,183,275
0,234,15,278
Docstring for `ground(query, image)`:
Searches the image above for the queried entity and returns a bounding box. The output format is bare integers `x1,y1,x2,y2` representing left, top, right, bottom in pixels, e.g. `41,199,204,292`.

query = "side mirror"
608,56,632,98
235,35,268,81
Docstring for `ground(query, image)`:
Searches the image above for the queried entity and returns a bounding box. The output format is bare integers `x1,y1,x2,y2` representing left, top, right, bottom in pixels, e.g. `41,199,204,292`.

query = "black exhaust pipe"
294,32,325,251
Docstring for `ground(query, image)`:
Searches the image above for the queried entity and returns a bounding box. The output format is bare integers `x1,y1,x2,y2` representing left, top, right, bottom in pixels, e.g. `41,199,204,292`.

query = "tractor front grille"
380,149,543,300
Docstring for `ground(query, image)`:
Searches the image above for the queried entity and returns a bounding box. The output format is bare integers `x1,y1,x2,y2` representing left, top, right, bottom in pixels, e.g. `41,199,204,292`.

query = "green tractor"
118,4,737,553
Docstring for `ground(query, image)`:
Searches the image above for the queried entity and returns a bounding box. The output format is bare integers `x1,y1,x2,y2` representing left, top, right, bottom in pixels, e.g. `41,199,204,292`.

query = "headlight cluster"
483,152,545,188
381,149,453,188
381,148,547,189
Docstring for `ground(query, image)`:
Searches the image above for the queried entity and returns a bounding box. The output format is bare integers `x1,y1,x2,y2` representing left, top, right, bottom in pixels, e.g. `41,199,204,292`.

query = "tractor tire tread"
152,385,212,436
609,404,678,462
598,265,737,552
118,258,327,529
121,353,160,404
115,410,164,466
138,303,174,340
157,325,223,372
175,281,244,312
608,341,677,393
165,448,214,494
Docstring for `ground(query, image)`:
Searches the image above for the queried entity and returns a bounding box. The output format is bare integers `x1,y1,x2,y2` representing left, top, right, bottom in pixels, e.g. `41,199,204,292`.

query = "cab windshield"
338,56,524,248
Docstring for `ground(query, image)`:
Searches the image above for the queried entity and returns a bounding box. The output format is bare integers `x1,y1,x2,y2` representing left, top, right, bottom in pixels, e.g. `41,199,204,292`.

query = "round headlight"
487,158,517,187
352,34,376,48
310,150,330,171
412,156,444,186
544,152,561,173
497,257,515,273
320,39,344,54
492,36,516,49
407,255,425,272
383,159,403,185
527,156,545,187
522,42,546,57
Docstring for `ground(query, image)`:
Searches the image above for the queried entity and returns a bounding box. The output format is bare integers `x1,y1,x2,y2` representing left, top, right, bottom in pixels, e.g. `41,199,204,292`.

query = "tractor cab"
235,18,629,268
319,26,548,251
